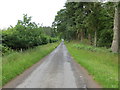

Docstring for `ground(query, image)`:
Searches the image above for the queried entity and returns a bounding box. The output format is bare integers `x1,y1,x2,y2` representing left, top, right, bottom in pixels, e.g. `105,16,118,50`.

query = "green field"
65,42,118,88
2,42,59,86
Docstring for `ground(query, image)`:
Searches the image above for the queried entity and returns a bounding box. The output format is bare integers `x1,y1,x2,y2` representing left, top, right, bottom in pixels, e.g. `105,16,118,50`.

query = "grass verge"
0,56,2,88
65,42,118,88
2,42,59,86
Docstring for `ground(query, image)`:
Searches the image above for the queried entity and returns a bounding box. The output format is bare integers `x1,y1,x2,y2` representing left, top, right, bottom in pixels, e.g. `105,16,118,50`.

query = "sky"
0,0,67,29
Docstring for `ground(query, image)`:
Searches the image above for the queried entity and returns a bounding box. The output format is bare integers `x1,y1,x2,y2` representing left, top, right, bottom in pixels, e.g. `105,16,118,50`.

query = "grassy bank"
65,42,118,88
0,56,2,88
2,42,59,86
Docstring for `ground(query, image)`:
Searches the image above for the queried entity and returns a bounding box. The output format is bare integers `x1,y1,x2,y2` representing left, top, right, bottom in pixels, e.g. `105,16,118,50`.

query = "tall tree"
74,3,86,41
111,2,120,53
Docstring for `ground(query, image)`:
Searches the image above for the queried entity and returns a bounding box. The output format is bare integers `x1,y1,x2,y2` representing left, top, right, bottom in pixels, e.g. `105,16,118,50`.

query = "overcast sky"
0,0,67,29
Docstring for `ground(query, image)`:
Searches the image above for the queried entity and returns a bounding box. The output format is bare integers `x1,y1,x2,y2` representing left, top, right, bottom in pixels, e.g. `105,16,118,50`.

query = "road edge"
71,56,102,88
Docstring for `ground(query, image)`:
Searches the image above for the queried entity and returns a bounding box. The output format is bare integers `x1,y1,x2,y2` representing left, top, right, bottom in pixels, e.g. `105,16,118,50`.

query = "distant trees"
53,2,119,52
2,14,58,51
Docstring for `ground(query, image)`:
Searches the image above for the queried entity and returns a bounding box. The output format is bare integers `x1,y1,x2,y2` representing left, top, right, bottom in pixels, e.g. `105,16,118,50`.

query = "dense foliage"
1,14,58,53
53,2,115,48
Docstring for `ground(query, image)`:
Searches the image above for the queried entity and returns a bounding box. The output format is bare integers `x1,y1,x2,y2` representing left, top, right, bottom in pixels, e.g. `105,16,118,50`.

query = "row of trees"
53,1,120,53
2,14,58,52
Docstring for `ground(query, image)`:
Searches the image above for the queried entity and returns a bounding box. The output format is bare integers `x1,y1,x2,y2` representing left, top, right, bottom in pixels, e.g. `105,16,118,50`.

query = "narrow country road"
3,42,101,88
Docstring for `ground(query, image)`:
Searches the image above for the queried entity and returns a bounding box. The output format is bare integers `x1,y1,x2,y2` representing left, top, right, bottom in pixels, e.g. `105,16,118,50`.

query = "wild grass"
65,42,118,88
2,42,59,86
0,56,2,88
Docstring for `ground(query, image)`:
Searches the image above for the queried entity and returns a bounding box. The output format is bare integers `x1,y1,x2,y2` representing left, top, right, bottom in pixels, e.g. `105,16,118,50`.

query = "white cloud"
0,0,66,29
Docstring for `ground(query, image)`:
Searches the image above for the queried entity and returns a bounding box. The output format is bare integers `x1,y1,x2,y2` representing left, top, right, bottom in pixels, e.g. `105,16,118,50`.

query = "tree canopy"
53,2,116,49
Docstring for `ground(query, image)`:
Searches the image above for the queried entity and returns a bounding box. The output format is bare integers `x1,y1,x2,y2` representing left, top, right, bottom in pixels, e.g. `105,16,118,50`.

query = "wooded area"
53,2,120,53
1,2,120,55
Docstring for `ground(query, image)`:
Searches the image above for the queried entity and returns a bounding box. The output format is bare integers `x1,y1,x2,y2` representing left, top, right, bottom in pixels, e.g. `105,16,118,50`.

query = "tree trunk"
111,3,120,53
78,33,80,40
88,33,92,45
76,29,80,40
94,30,97,47
81,30,84,42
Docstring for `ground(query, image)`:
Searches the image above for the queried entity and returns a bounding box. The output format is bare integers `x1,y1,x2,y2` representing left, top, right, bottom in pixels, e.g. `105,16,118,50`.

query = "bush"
40,35,48,44
49,37,58,43
0,45,12,55
73,43,110,53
